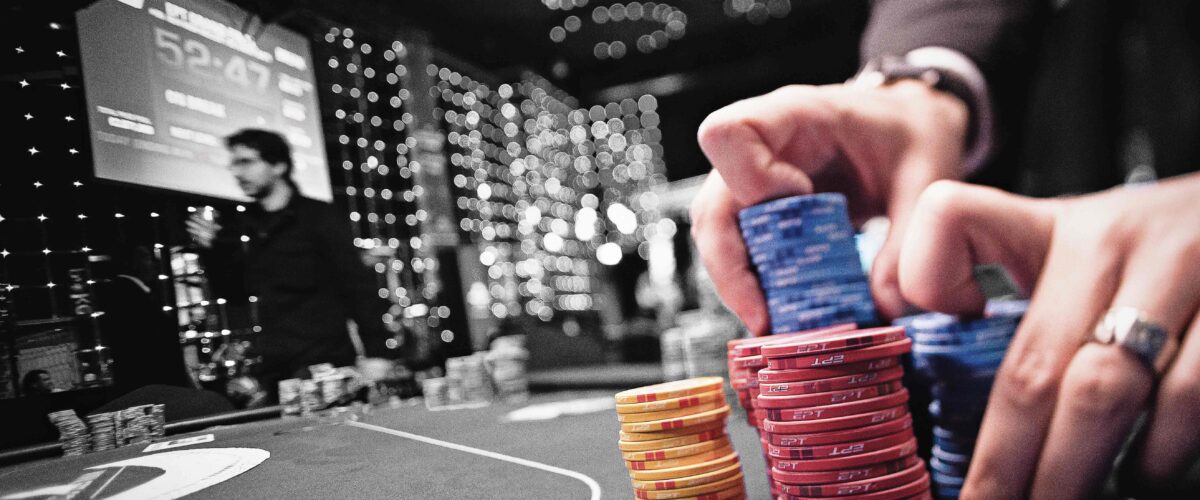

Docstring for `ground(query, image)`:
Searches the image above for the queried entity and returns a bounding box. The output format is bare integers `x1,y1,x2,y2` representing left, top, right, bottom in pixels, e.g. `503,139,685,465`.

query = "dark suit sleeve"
862,0,1049,176
314,206,396,359
198,219,248,303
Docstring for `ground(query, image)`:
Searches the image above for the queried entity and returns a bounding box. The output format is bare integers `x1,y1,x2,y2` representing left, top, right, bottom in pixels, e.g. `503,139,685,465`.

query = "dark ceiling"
7,0,870,181
266,0,872,180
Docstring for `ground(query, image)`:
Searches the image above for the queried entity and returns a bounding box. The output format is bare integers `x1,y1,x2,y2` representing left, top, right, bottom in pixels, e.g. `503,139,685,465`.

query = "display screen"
76,0,332,201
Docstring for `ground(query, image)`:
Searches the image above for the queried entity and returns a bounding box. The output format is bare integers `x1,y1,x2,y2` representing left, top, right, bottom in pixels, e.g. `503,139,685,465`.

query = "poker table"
0,390,770,499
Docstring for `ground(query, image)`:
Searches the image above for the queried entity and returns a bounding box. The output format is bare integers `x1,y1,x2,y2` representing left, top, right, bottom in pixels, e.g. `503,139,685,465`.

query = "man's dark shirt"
203,194,391,384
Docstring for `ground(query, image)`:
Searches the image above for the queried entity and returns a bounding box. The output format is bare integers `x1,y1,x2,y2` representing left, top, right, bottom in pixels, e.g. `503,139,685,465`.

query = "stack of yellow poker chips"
615,377,747,499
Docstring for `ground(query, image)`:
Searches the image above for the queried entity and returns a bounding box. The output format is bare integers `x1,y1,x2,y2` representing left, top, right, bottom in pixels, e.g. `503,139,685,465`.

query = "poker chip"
622,436,734,461
764,339,912,370
770,438,919,473
767,428,912,460
895,299,1027,496
631,462,744,491
627,445,736,471
777,467,930,500
771,453,921,486
628,451,742,481
777,461,925,497
618,401,727,423
762,389,909,422
615,377,726,405
634,472,745,499
758,366,905,396
616,390,727,415
619,429,727,451
614,377,746,495
766,414,912,447
757,358,900,383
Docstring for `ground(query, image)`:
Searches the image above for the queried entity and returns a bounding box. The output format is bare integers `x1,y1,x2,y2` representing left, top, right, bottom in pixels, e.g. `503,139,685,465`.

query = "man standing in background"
186,129,400,400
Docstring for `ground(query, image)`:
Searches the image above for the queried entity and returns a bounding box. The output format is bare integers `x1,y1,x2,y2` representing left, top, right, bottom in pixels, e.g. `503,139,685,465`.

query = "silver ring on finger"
1091,307,1179,375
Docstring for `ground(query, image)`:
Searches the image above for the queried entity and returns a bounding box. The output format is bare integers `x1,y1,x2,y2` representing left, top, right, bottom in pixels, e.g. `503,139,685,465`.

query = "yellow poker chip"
622,436,732,462
630,461,743,491
618,400,726,423
616,390,727,414
626,445,735,471
634,472,745,499
619,419,726,443
671,484,745,500
615,377,726,405
618,428,726,451
628,451,740,481
621,405,731,433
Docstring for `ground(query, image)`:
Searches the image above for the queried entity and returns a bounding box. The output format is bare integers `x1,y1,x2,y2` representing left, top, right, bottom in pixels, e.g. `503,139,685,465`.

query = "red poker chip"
766,339,912,370
778,468,930,500
764,390,909,422
761,405,908,435
768,429,912,460
759,367,905,396
771,437,919,473
758,358,901,383
770,453,920,486
778,461,926,497
757,381,904,409
731,324,858,358
766,414,913,447
733,355,767,369
761,326,907,359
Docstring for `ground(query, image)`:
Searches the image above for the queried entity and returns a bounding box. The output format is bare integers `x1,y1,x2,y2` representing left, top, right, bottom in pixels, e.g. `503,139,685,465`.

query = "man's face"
228,144,286,199
37,373,53,391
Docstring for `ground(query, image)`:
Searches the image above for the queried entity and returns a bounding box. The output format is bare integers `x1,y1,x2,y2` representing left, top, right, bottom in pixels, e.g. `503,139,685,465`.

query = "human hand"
689,80,969,334
356,357,395,383
899,174,1200,497
185,213,221,249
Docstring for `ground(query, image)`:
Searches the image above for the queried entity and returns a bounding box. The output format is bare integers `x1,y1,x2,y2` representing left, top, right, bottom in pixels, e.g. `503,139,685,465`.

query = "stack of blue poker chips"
894,299,1028,499
738,193,877,334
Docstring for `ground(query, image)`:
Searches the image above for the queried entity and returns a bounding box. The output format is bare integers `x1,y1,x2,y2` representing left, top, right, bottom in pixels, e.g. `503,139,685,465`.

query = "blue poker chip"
747,230,857,255
985,299,1029,318
929,456,968,477
737,193,848,221
770,289,874,316
765,278,871,305
911,338,1012,356
932,444,972,466
750,241,861,267
739,210,850,236
909,326,1016,346
933,471,966,487
755,250,863,278
760,259,866,289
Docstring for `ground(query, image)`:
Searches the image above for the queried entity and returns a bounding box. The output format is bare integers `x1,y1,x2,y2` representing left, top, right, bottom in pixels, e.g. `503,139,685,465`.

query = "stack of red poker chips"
749,326,931,499
728,324,857,496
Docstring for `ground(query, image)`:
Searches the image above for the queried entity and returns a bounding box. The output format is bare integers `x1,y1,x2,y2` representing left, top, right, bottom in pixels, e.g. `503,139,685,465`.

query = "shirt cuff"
904,47,995,177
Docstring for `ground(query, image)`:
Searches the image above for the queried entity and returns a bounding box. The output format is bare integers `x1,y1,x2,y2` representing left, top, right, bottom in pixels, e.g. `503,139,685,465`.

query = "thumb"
869,154,958,319
898,180,1055,314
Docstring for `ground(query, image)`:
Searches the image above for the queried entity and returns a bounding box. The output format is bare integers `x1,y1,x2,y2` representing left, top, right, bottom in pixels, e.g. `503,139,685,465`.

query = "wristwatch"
851,49,994,175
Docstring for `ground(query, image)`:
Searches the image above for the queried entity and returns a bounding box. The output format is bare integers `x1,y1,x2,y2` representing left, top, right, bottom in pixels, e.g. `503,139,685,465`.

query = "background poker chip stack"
48,409,90,456
485,335,531,403
279,378,304,416
118,405,155,447
614,377,747,500
739,193,877,334
894,300,1028,499
752,326,931,499
86,411,117,451
445,352,495,404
